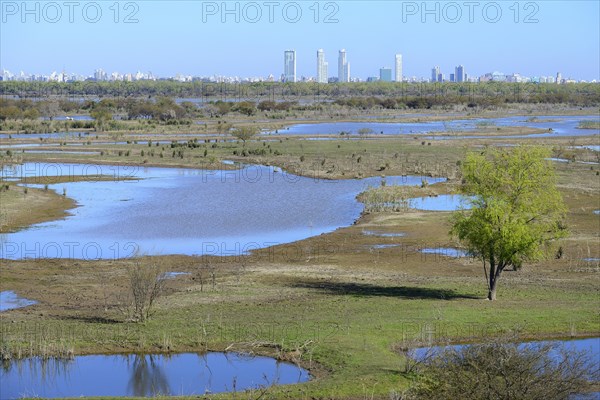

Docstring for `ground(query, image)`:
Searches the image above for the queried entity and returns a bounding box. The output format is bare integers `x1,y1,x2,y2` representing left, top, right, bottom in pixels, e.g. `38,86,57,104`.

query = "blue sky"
1,1,599,80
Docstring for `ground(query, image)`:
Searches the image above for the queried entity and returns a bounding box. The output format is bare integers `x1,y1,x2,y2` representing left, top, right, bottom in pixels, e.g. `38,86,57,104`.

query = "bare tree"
39,100,60,121
125,260,167,322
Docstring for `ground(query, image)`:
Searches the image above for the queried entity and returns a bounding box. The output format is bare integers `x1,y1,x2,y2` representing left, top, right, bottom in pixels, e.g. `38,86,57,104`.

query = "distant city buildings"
379,67,392,82
0,56,592,84
317,49,328,84
395,54,402,82
283,50,296,83
338,49,350,83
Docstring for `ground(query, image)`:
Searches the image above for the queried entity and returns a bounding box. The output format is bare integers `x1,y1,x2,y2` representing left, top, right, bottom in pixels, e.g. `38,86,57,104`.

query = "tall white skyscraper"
338,49,350,82
317,49,328,83
284,50,296,83
432,66,441,82
455,65,465,82
395,54,402,82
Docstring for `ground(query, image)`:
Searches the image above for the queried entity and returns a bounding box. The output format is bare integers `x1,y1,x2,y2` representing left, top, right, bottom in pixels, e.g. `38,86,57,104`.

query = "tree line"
1,81,599,106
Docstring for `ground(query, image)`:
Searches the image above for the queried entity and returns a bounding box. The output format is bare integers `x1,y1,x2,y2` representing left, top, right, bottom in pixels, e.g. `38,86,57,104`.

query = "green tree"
90,108,113,132
233,101,257,116
0,105,21,120
451,146,567,300
230,126,259,147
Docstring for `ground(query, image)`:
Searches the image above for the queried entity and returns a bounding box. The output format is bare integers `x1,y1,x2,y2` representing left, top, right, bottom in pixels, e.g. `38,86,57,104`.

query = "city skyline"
1,58,590,84
0,44,589,84
2,2,598,82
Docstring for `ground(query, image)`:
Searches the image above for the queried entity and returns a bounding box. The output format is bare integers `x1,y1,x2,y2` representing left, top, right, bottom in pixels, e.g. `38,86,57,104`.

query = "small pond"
409,195,470,211
412,337,600,372
0,291,37,312
0,352,310,398
420,248,469,258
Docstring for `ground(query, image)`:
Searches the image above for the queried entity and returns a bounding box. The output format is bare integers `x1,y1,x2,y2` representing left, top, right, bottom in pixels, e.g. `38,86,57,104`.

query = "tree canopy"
451,146,567,300
230,126,259,146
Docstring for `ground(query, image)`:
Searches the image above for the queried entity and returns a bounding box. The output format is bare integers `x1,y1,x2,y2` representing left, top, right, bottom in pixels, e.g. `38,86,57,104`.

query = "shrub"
403,338,598,400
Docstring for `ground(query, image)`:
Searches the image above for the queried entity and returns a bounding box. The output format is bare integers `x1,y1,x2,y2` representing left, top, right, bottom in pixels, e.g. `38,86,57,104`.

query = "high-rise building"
432,66,441,82
346,62,350,82
94,68,107,81
380,67,392,82
317,49,328,83
556,72,562,84
455,65,465,83
338,49,350,82
284,50,296,83
395,54,403,82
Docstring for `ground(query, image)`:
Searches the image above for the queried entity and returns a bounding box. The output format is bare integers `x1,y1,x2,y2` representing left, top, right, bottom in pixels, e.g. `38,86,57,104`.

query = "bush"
404,338,598,400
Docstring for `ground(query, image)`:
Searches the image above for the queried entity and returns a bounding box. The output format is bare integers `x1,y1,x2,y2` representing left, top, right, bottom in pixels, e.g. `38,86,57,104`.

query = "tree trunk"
488,255,496,301
488,263,503,301
488,278,497,301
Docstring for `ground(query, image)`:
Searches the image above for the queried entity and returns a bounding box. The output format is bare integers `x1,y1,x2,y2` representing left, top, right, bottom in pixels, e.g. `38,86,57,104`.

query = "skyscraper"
338,49,350,82
284,50,296,83
432,66,440,82
455,65,465,83
317,49,328,83
395,54,402,82
380,67,392,82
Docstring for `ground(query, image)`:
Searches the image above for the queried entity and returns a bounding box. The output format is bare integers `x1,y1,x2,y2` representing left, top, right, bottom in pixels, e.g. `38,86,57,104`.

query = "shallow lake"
0,352,309,398
266,115,599,139
0,163,444,260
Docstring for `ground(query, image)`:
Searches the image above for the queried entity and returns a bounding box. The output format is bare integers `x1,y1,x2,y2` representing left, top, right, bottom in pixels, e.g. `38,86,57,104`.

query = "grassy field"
0,110,599,399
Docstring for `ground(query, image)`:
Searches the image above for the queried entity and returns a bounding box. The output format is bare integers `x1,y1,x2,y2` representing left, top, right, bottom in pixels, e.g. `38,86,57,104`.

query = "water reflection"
127,355,170,397
0,352,310,398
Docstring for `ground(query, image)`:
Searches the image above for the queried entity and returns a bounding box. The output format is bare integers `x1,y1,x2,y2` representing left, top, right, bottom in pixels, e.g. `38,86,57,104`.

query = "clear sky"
1,0,599,80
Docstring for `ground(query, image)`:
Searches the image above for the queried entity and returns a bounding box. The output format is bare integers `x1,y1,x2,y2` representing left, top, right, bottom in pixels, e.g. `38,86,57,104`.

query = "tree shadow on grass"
289,280,480,300
58,315,122,324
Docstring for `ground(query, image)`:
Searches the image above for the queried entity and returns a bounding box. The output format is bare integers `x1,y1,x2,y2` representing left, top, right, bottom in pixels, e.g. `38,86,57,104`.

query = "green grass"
2,268,598,398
